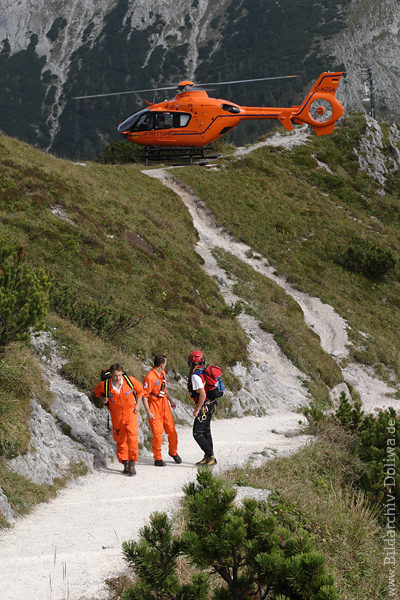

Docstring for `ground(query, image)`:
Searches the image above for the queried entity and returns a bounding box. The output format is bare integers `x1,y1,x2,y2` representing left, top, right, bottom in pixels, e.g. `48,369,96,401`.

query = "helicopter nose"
117,122,129,136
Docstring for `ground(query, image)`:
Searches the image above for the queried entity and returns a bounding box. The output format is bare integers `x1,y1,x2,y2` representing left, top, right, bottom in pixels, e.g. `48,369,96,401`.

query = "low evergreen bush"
305,392,400,526
339,236,396,280
0,244,50,352
122,469,338,599
95,139,142,164
334,395,400,518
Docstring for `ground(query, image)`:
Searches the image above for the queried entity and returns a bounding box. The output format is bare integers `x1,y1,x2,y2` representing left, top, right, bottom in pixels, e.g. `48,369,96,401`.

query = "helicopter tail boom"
238,72,344,136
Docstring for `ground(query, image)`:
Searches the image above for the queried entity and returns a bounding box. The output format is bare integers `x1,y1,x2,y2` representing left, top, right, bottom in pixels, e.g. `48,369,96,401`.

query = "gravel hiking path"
0,415,310,600
145,125,398,409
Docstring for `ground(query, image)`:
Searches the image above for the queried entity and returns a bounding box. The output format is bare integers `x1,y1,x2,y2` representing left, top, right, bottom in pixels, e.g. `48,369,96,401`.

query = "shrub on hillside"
305,393,400,526
122,469,338,599
50,282,142,339
334,396,400,515
0,245,50,352
95,139,143,164
338,236,396,280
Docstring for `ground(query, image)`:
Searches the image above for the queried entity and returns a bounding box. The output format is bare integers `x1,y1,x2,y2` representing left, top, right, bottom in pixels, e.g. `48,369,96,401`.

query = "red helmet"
188,350,205,367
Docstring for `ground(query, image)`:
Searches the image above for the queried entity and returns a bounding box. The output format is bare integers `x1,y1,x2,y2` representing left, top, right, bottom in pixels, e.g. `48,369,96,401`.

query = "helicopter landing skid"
143,146,219,166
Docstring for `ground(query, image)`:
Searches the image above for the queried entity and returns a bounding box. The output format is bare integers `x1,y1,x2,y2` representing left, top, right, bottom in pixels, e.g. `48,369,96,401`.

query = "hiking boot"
168,453,182,464
154,459,166,467
122,460,129,474
195,455,210,466
205,455,217,466
127,460,136,476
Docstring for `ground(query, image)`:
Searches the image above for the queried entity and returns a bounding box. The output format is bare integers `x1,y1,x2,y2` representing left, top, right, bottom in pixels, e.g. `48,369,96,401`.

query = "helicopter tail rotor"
292,72,344,135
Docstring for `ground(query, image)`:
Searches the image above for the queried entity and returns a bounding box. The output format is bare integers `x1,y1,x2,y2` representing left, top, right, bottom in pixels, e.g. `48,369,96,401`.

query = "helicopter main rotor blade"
72,85,177,100
198,74,299,87
72,74,298,100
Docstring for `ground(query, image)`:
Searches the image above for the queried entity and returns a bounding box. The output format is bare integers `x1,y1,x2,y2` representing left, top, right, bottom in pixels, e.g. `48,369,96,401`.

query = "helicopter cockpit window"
154,112,191,129
221,103,241,114
117,109,152,133
133,112,153,131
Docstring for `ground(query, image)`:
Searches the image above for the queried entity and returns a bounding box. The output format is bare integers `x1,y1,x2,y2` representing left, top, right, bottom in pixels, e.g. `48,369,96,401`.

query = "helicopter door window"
154,112,174,129
172,113,191,127
154,112,191,129
177,114,190,127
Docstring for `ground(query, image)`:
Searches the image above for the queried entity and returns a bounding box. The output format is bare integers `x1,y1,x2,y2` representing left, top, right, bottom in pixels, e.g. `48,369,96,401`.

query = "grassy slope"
0,132,248,379
0,131,248,519
1,120,399,598
174,115,400,389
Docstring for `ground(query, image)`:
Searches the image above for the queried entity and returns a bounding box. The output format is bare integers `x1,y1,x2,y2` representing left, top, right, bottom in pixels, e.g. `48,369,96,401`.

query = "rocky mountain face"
1,0,233,157
0,0,398,159
327,0,400,123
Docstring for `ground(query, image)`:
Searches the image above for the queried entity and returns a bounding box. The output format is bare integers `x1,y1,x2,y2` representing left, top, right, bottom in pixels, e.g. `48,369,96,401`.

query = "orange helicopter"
74,72,344,148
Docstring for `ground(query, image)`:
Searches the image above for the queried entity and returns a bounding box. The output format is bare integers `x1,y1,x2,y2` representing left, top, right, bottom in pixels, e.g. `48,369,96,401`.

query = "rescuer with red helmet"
187,350,217,467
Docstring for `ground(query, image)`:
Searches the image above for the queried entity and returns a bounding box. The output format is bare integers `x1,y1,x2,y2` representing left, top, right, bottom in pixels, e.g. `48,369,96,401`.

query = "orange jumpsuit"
94,376,144,463
143,367,178,461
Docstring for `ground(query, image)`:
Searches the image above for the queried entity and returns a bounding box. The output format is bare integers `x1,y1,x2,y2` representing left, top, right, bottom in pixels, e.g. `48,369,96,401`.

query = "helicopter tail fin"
293,72,344,135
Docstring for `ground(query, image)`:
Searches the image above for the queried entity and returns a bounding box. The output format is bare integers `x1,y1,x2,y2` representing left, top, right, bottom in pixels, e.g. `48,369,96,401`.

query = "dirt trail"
145,127,398,409
146,168,348,361
0,415,310,600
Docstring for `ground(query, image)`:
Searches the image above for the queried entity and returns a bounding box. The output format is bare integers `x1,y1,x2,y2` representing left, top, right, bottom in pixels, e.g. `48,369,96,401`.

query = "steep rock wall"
329,0,400,122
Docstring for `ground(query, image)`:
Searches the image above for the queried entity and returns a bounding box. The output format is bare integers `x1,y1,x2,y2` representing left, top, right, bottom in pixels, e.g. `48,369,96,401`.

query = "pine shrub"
0,244,50,351
122,470,338,599
122,512,209,600
334,394,364,431
95,139,142,164
330,394,399,524
303,393,400,526
339,236,396,280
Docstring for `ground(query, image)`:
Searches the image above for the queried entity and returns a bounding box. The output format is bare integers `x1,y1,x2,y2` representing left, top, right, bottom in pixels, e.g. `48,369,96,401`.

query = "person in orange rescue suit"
94,363,144,476
188,350,217,467
142,355,182,467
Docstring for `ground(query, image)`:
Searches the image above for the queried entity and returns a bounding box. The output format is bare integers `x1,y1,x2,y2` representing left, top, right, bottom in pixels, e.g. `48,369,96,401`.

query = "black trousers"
193,403,214,457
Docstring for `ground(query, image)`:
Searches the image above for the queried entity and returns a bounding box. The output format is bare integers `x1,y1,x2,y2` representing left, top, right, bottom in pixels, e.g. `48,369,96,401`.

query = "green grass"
0,130,249,523
224,424,397,600
174,114,400,386
0,133,248,377
0,458,88,526
0,343,53,458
